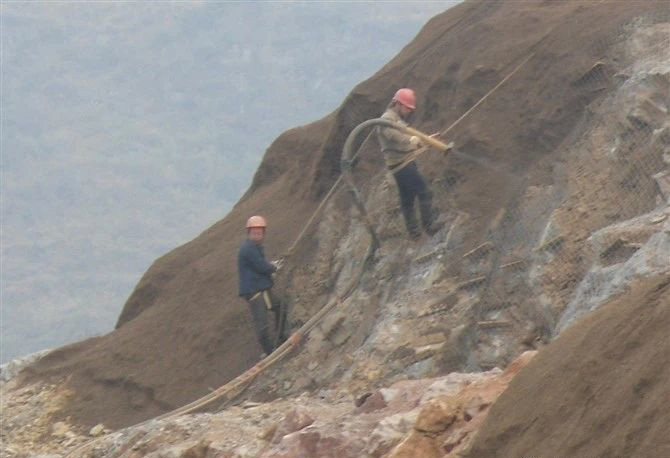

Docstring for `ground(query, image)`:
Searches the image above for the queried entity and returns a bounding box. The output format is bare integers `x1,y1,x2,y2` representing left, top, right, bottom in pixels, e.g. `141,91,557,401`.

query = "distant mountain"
0,2,457,363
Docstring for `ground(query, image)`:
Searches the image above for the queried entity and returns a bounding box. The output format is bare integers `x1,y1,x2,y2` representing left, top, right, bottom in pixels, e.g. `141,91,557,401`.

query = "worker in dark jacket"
376,88,441,240
238,215,283,355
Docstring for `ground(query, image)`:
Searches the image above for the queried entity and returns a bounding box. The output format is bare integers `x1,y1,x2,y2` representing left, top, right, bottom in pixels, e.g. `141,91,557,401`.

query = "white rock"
0,349,51,384
366,409,421,456
89,423,106,437
51,421,70,438
557,212,670,333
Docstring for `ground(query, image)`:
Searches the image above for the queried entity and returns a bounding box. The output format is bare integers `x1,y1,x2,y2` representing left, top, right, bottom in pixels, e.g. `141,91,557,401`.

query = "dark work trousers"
245,290,282,355
392,162,434,236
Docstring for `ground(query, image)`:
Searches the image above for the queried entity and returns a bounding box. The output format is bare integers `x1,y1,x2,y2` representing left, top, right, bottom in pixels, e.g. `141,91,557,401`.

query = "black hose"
340,118,406,250
341,118,399,165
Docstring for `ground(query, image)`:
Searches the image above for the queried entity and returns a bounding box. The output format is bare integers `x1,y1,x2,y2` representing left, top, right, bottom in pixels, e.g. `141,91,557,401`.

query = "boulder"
89,423,106,437
50,421,70,438
355,391,387,414
385,431,442,458
271,408,315,444
366,410,421,457
383,351,536,458
414,397,460,433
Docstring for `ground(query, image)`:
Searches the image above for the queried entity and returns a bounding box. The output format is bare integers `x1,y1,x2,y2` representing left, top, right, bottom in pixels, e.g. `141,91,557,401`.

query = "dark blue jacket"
237,239,276,297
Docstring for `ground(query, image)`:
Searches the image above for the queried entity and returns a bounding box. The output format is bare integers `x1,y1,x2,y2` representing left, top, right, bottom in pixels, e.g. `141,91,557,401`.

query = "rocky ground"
1,352,535,458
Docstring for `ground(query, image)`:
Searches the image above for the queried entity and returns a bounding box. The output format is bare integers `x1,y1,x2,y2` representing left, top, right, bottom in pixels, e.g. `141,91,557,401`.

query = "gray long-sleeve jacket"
375,108,416,168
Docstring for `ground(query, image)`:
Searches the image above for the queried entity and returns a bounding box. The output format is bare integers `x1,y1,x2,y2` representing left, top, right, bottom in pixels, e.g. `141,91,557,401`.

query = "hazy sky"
0,1,459,363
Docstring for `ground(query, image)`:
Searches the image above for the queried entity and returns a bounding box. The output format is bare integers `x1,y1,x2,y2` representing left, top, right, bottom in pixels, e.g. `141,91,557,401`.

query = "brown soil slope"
466,275,670,458
23,0,668,430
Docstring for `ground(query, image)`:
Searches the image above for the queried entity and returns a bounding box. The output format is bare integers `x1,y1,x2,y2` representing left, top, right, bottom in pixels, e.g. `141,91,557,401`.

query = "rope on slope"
65,129,380,458
66,3,609,454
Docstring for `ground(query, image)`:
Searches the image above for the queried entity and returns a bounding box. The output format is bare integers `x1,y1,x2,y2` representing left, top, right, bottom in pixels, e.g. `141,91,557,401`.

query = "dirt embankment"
20,0,669,433
466,275,670,458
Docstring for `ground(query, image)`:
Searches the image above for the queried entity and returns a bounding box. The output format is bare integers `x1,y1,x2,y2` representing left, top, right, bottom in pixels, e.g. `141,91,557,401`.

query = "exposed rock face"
240,7,670,419
387,351,536,458
549,20,670,333
0,350,51,385
268,408,314,445
0,380,82,457
556,206,670,333
0,355,533,458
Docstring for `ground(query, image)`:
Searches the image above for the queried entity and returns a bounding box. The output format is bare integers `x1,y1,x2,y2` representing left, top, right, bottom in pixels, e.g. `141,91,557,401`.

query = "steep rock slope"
21,0,669,433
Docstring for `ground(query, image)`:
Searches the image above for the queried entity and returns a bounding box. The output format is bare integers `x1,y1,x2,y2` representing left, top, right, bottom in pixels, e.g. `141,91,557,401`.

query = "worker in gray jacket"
238,215,284,355
376,88,440,239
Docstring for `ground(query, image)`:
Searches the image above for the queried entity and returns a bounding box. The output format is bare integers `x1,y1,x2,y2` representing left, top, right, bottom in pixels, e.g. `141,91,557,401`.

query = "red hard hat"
246,215,267,229
392,88,416,110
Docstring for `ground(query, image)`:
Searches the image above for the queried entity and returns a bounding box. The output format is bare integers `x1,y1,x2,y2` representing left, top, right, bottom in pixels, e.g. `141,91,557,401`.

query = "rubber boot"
273,303,289,348
401,204,422,240
419,191,441,235
258,330,274,355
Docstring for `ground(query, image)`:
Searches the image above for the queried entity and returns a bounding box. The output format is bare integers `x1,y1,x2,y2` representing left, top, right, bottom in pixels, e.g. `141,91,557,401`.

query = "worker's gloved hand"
272,259,284,271
444,141,455,153
409,135,422,148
